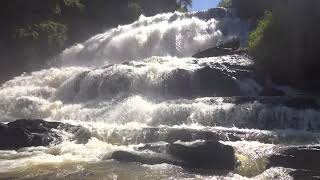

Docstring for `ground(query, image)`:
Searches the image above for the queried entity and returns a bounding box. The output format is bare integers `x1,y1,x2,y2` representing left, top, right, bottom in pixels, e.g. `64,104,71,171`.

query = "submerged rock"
168,140,236,170
0,119,91,150
268,146,320,171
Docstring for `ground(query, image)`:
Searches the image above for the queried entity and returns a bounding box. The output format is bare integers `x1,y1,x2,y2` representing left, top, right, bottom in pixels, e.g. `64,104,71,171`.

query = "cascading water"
0,10,319,179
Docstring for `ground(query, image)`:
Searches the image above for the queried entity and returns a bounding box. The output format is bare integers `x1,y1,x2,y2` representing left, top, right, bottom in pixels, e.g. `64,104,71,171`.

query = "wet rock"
289,169,320,180
109,151,179,165
0,119,91,150
259,87,285,96
7,119,61,133
111,141,236,170
223,96,320,109
162,69,193,97
0,122,37,150
165,129,228,143
192,39,244,58
168,140,236,170
195,66,241,96
137,142,168,153
268,146,320,171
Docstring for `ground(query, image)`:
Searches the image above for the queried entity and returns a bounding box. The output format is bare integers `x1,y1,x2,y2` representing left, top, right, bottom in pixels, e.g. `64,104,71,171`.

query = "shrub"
15,21,67,49
248,11,273,60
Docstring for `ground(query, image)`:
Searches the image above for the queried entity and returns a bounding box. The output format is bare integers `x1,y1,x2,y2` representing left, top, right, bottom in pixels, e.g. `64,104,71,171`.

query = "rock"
223,96,320,110
192,39,244,58
195,66,241,96
268,146,320,171
168,140,236,170
162,69,193,97
110,141,236,170
0,119,91,150
161,65,245,97
0,122,35,150
137,143,168,153
7,119,60,133
259,87,285,96
109,151,179,165
289,169,320,180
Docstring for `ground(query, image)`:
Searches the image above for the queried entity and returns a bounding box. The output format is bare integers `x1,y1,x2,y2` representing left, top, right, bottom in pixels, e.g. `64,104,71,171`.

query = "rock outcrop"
192,39,245,58
0,119,91,150
268,146,320,171
168,140,236,170
109,140,236,170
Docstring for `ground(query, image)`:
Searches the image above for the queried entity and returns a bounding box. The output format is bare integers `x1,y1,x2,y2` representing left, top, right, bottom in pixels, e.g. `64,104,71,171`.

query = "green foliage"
248,0,320,89
63,0,84,8
128,3,143,20
248,11,273,56
14,21,67,48
218,0,232,8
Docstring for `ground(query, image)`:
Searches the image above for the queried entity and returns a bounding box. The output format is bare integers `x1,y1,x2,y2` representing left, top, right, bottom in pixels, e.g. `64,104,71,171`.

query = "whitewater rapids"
0,11,319,179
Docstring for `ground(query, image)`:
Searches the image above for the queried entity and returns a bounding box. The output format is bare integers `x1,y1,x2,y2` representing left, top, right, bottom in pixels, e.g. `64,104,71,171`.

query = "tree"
218,0,232,8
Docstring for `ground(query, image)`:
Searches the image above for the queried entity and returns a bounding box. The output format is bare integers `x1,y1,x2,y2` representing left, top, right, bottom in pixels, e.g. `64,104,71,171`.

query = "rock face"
168,141,236,169
259,87,285,96
268,146,320,171
195,66,241,96
0,119,90,150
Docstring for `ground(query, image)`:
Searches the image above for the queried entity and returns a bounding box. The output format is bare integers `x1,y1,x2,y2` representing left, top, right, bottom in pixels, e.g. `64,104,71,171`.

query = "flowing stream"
0,10,319,179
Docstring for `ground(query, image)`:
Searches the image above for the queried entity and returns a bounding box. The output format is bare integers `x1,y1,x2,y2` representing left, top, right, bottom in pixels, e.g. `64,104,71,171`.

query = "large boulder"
168,140,236,170
268,146,320,171
0,119,91,150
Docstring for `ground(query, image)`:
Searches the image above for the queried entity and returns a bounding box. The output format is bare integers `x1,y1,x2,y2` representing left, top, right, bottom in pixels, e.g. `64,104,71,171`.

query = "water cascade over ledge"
0,9,319,179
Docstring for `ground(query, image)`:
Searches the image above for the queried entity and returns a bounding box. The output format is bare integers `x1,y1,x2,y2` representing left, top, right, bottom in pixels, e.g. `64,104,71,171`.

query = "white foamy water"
0,10,318,179
61,11,248,66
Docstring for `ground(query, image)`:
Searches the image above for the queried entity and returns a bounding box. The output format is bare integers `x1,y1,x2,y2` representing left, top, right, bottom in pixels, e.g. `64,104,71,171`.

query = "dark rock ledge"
108,140,236,170
192,39,245,58
0,119,91,150
268,145,320,179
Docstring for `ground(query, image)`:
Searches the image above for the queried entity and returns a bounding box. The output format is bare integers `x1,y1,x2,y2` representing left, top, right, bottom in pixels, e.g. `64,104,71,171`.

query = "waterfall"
0,9,319,179
61,11,248,66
